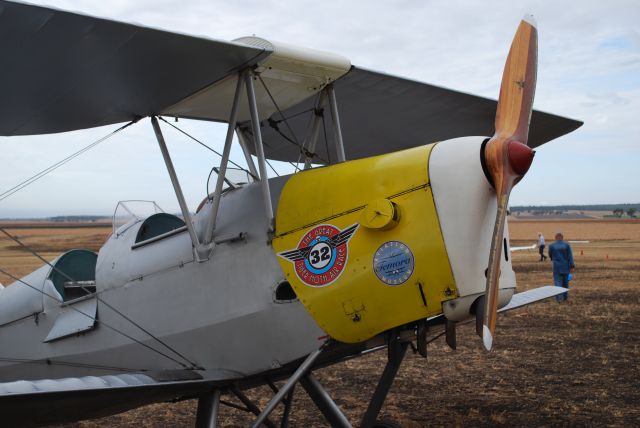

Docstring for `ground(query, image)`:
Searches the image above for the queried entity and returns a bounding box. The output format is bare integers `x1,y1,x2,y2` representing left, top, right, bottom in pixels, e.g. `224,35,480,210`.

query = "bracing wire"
294,93,321,169
295,92,328,169
0,117,201,368
157,116,249,173
0,266,193,370
271,106,315,124
257,76,302,147
257,76,329,168
0,227,200,370
242,125,299,174
265,159,280,177
0,357,146,373
0,120,137,203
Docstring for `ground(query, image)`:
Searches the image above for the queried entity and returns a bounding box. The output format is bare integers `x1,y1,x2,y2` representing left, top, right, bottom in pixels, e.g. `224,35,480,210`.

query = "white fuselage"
0,178,323,382
0,138,517,382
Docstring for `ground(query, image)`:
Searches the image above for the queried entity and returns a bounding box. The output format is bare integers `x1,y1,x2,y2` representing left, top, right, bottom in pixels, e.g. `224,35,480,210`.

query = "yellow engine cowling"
273,144,458,343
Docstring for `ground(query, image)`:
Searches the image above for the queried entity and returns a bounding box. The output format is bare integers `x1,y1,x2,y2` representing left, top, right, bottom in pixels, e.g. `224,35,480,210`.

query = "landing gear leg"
475,295,485,338
251,346,324,428
248,334,412,428
279,386,295,428
446,319,457,350
195,389,221,428
360,334,409,428
300,373,352,428
231,386,277,428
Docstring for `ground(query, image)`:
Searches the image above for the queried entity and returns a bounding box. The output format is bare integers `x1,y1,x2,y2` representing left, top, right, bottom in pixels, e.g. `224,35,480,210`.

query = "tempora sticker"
278,223,359,287
373,241,414,285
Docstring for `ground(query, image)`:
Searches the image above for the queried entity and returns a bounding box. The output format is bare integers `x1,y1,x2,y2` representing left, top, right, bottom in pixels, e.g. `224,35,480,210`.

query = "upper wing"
0,0,270,136
241,67,583,163
0,1,582,163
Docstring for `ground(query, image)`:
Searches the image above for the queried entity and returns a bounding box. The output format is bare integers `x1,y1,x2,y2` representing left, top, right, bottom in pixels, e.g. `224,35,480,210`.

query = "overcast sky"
1,0,639,217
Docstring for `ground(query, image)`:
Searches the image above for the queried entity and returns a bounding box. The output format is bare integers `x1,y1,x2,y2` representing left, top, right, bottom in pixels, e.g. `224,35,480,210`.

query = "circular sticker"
373,241,414,285
278,223,359,288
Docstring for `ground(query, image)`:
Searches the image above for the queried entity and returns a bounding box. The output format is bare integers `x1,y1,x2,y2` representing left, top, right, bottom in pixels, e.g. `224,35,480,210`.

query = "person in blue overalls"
548,232,575,302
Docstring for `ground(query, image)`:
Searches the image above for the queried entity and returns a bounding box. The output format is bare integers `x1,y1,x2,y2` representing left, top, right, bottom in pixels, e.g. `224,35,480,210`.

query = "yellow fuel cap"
361,199,399,230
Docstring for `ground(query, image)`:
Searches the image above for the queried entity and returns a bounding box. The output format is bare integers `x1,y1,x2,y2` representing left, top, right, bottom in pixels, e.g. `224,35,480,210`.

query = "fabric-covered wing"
0,369,233,427
0,0,270,136
427,285,569,329
0,1,582,162
240,67,583,163
498,285,568,312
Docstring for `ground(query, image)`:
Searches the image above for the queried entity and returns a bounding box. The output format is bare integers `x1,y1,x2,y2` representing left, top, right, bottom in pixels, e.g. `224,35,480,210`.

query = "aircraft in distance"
511,241,590,251
0,1,582,427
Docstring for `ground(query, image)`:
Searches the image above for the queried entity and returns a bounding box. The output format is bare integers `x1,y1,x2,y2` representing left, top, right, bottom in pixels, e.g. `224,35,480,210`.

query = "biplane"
0,1,582,427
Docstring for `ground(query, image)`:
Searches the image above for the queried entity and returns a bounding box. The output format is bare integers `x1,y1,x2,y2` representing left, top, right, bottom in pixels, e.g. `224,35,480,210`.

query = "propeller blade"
494,16,538,145
480,16,538,351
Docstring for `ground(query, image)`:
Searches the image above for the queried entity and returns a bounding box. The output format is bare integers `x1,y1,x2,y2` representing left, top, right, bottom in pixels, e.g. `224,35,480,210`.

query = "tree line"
512,203,640,212
612,208,636,218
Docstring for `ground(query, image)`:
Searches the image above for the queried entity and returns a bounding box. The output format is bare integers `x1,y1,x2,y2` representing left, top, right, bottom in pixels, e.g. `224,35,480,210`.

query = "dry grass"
509,218,640,241
1,220,638,427
0,223,111,283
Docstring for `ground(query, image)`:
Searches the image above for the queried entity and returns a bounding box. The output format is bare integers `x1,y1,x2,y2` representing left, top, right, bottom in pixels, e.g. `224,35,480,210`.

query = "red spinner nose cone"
507,140,535,176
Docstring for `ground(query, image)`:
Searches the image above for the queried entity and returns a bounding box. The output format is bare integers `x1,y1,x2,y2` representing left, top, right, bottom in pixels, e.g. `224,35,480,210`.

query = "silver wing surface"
0,0,270,136
240,67,583,163
0,369,234,427
497,286,568,313
0,1,581,163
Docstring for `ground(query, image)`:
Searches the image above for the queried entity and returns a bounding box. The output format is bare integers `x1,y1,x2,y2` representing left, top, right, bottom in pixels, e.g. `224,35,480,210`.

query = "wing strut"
151,117,206,260
150,67,275,258
236,129,260,180
327,84,347,163
245,70,275,230
203,73,245,246
303,91,328,169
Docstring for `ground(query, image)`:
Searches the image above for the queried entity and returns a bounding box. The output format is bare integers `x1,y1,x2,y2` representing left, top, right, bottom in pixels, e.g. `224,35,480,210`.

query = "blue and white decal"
373,241,414,286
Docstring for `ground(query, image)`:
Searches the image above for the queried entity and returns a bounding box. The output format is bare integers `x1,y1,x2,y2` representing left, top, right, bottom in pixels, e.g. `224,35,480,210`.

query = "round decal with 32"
278,223,359,287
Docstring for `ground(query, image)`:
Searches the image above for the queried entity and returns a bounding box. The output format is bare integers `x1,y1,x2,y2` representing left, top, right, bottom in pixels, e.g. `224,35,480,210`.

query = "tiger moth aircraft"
0,1,582,427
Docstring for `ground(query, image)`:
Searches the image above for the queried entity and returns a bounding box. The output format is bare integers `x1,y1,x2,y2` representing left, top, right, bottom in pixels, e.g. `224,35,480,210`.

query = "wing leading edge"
240,67,583,163
0,0,270,136
0,369,232,427
0,1,582,163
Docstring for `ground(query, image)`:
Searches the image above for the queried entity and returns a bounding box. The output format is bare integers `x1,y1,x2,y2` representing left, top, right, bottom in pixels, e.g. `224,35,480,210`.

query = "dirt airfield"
1,219,639,427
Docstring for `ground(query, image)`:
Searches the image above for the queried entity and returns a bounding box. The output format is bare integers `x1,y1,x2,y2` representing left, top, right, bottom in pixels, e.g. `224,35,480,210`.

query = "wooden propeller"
480,16,538,351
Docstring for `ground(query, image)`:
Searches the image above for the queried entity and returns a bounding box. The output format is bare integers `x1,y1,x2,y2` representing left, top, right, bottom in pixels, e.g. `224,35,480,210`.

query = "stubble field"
0,219,638,427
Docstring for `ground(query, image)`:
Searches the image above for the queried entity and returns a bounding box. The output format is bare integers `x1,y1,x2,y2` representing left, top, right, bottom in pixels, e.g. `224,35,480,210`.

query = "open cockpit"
0,248,98,327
